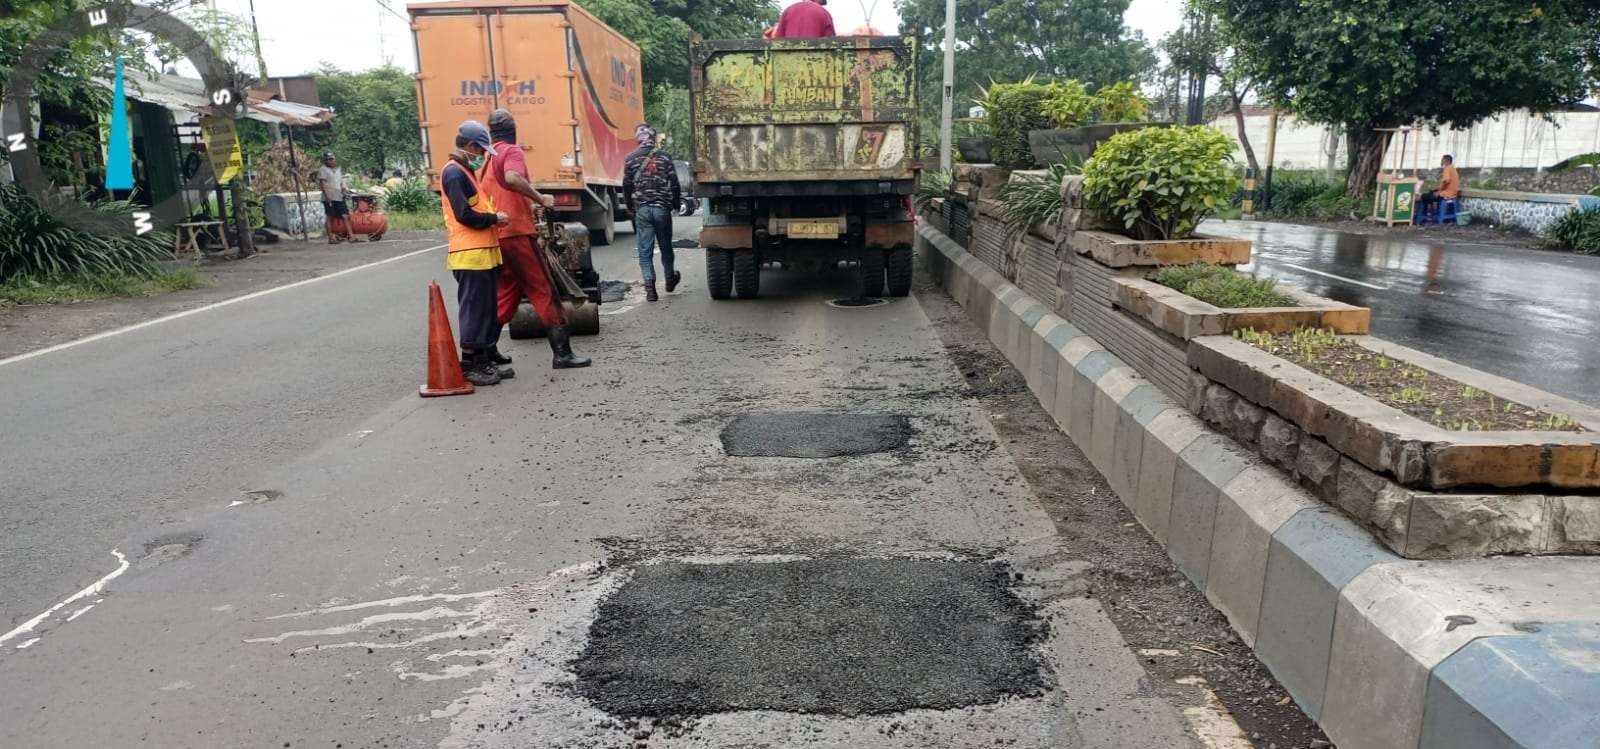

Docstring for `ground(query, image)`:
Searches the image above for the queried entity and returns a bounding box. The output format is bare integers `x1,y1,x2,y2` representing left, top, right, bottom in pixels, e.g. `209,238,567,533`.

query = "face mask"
467,154,486,171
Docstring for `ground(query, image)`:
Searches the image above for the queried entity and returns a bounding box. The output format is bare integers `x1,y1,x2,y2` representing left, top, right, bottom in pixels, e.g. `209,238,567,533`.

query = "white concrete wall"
1208,111,1600,171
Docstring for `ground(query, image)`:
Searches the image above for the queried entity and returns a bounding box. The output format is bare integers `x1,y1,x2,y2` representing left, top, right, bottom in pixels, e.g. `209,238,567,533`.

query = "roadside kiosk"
1372,126,1422,226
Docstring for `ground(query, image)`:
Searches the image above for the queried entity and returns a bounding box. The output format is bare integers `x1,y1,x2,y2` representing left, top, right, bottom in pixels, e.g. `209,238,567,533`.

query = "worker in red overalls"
481,109,591,370
772,0,835,38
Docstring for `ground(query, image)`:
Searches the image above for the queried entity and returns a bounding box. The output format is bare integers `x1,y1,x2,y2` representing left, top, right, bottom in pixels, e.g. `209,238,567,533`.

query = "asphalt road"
0,219,1239,747
1209,220,1600,406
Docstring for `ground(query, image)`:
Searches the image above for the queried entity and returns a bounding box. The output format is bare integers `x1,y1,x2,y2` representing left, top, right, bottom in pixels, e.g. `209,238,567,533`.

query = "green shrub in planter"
1091,82,1149,123
1041,81,1095,129
1155,263,1295,308
999,160,1079,237
381,178,440,214
1081,125,1239,240
988,82,1055,169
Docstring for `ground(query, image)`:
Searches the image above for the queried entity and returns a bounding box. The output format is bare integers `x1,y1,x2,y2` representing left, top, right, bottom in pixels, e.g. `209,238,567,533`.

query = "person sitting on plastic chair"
1416,154,1460,223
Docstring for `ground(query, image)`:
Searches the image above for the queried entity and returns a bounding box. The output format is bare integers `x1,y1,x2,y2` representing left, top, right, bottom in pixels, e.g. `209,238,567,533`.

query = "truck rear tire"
733,251,760,299
706,249,733,299
886,246,912,297
858,248,885,297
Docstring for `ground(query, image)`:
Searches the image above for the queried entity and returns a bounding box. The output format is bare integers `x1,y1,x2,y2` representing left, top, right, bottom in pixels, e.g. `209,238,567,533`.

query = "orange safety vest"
441,162,500,254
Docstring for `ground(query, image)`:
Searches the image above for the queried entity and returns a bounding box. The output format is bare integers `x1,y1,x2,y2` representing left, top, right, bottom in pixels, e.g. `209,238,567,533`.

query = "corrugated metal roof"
98,72,336,127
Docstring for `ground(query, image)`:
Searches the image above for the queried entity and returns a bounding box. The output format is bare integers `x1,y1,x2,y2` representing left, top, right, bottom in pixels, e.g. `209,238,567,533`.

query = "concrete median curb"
918,223,1600,749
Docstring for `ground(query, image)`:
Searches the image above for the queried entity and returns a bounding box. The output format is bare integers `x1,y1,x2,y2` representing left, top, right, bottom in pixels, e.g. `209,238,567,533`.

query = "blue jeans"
635,204,674,284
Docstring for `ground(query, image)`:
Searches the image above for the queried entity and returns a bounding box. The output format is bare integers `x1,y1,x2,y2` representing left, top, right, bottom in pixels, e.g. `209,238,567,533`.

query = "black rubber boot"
461,352,501,386
665,270,682,293
645,283,659,302
548,326,592,369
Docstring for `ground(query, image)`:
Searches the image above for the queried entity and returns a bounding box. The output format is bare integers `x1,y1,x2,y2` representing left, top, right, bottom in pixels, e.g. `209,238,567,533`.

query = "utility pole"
939,0,955,171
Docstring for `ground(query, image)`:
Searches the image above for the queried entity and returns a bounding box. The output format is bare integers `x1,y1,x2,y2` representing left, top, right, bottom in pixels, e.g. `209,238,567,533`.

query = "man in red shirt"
772,0,834,38
481,109,591,370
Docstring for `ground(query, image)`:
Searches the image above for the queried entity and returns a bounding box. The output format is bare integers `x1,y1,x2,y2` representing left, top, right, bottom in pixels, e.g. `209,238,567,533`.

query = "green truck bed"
689,36,919,187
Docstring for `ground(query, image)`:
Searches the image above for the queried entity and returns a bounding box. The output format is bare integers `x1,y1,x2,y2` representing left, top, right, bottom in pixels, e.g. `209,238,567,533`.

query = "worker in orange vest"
439,120,513,387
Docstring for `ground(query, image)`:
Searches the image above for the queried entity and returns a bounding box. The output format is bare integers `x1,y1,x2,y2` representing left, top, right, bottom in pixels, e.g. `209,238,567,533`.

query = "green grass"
387,210,445,232
1155,263,1296,308
0,270,205,305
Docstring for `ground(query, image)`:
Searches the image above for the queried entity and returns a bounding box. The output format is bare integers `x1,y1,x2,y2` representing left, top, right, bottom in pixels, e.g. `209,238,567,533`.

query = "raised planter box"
1026,122,1160,167
1112,276,1371,340
956,137,993,164
1188,335,1600,492
1072,230,1251,269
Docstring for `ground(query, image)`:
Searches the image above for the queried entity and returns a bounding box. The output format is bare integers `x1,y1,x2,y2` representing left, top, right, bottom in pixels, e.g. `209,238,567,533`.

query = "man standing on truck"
623,124,682,303
483,109,591,369
772,0,835,38
441,121,513,387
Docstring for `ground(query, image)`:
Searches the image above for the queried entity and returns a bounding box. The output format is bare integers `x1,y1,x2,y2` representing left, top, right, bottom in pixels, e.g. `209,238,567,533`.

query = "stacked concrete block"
918,219,1600,749
1064,254,1192,403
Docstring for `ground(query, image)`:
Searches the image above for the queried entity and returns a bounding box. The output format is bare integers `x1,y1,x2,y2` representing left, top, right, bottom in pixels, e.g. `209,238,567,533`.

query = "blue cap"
457,120,492,150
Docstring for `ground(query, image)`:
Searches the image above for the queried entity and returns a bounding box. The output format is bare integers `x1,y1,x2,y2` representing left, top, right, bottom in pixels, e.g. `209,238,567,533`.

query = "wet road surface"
0,219,1292,747
1207,220,1600,406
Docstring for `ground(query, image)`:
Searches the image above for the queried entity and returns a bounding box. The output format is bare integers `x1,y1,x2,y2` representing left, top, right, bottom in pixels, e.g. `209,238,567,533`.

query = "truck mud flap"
865,222,914,249
701,224,754,250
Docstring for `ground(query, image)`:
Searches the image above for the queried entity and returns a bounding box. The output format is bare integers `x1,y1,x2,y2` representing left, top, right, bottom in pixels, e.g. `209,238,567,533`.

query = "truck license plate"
789,221,839,239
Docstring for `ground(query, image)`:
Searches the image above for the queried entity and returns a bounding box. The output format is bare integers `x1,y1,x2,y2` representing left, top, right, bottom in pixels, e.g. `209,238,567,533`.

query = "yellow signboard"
200,115,243,184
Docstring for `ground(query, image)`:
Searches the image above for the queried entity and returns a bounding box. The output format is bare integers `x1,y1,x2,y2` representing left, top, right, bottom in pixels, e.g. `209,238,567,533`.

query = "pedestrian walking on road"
623,124,682,303
319,153,357,244
440,121,514,387
483,109,591,369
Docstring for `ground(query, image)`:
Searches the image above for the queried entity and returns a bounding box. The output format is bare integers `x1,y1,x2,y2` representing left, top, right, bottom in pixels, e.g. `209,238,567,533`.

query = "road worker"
440,120,513,386
482,109,591,369
772,0,835,38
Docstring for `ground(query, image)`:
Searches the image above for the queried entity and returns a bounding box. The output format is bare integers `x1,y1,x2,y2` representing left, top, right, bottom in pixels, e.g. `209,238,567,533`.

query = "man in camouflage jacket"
622,124,682,302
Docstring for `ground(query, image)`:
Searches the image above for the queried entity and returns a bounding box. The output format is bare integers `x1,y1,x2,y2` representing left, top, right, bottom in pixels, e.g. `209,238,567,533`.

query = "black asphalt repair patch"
572,559,1050,717
719,412,912,458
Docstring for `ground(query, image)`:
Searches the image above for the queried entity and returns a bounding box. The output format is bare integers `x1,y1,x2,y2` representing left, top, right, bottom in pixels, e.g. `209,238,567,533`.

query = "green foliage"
988,82,1055,168
898,0,1157,138
1041,81,1095,129
1081,125,1239,239
575,0,775,103
0,185,175,282
999,160,1079,237
1202,0,1599,194
1159,264,1295,309
310,66,423,176
1544,207,1600,255
0,270,202,305
645,84,692,156
915,169,953,211
381,179,440,214
387,210,446,233
1550,153,1600,172
1092,81,1149,123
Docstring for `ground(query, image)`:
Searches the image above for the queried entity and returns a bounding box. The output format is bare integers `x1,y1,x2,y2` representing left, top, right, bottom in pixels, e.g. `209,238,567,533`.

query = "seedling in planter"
1394,387,1426,404
1461,386,1482,400
1377,355,1392,370
1537,413,1580,431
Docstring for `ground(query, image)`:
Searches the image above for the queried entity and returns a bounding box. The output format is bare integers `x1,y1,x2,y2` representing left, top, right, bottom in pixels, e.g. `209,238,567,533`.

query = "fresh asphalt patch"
719,412,912,458
571,558,1050,718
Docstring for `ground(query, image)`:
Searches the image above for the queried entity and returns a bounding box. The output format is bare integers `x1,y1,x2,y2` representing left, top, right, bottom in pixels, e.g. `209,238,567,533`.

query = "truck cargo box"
689,37,919,191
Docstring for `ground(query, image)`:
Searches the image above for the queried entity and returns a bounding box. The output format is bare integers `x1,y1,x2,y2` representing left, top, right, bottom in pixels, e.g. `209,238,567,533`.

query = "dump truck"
409,0,645,245
689,36,920,299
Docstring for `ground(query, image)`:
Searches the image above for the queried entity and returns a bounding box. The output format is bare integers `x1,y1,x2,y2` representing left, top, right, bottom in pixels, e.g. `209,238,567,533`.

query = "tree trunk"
1346,127,1389,196
1226,86,1260,174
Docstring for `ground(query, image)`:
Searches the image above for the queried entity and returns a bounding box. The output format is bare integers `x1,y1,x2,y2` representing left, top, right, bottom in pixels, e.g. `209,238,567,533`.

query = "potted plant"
1028,80,1159,167
1070,125,1251,267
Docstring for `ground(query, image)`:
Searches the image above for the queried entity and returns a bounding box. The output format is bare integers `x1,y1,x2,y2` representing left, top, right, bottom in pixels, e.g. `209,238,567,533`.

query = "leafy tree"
310,65,423,177
897,0,1157,126
575,0,777,100
645,83,692,156
1202,0,1600,195
1159,9,1259,173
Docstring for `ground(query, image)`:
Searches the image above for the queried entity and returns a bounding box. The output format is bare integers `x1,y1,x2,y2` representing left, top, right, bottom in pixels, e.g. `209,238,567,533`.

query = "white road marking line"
1176,675,1253,749
0,243,447,369
262,589,500,621
15,638,41,650
0,550,129,647
600,304,636,316
1276,262,1389,291
247,606,484,643
64,604,97,622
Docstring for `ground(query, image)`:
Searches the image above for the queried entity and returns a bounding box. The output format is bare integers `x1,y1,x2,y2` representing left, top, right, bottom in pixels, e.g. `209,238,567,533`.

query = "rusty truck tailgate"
690,37,918,184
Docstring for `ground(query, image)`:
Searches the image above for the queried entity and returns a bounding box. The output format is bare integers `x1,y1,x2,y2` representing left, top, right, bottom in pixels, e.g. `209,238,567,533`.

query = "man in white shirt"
318,152,356,243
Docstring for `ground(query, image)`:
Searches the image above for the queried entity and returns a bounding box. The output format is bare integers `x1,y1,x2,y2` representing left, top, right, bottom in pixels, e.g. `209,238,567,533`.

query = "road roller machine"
507,217,603,339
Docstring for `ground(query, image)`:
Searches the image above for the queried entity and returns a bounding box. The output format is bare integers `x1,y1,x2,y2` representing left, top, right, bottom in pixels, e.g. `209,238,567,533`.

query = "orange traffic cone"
420,281,475,397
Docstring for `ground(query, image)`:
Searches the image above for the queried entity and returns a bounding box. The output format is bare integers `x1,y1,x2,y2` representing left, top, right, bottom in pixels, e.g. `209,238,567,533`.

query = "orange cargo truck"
407,0,644,244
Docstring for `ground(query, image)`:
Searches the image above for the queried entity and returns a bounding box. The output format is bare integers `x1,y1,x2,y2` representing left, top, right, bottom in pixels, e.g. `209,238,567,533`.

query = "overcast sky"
209,0,1186,77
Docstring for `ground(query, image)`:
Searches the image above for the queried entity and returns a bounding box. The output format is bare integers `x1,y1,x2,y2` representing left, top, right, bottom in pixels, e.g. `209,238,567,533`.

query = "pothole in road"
720,412,912,457
571,558,1050,718
138,532,202,569
825,296,889,309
